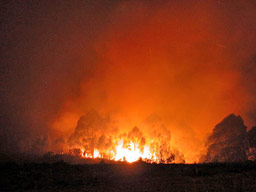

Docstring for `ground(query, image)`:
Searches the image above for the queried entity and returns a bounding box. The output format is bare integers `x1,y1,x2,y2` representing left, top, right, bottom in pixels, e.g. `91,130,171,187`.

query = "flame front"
80,140,156,163
76,138,180,163
67,112,185,163
113,140,151,163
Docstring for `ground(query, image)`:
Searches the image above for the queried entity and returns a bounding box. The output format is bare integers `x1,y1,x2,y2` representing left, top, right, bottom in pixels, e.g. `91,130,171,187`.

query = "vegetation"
1,160,255,192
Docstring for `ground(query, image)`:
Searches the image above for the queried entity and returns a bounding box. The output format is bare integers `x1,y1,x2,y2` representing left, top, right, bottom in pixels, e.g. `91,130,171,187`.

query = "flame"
93,149,101,158
66,113,185,163
113,140,151,163
77,140,166,163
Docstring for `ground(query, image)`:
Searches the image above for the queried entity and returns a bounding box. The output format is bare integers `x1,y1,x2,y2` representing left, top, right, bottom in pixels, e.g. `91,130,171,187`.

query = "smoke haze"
1,0,256,162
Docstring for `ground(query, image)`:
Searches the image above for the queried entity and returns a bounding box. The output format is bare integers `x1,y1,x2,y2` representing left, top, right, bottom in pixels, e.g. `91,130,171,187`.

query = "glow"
79,139,160,163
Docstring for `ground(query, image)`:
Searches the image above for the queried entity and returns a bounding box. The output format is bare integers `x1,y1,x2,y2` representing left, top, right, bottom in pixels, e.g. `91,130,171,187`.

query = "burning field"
1,0,256,191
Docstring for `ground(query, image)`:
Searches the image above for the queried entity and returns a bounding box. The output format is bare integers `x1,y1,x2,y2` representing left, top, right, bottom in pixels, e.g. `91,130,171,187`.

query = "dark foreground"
1,160,256,192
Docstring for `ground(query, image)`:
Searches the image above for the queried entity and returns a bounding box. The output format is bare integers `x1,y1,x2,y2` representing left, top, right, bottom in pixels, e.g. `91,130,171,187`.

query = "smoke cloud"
1,0,256,162
203,114,248,162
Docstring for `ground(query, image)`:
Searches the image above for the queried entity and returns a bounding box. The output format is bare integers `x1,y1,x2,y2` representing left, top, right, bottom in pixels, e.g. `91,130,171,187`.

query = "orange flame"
77,139,174,163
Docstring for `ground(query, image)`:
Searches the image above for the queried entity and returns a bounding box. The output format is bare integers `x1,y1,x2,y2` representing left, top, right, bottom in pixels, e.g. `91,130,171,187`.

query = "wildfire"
67,111,185,164
80,149,101,158
113,140,152,163
78,139,171,163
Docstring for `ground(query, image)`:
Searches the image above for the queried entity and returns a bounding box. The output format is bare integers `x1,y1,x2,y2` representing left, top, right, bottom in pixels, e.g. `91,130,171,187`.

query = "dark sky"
1,0,116,152
1,0,256,161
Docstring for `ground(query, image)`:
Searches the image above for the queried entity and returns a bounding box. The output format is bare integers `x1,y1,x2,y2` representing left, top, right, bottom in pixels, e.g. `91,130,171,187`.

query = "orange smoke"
51,1,256,163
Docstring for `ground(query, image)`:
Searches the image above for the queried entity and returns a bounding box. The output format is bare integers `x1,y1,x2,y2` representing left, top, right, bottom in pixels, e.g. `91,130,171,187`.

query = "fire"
93,149,101,158
76,138,176,163
113,140,151,163
79,141,155,163
67,112,185,163
80,149,101,158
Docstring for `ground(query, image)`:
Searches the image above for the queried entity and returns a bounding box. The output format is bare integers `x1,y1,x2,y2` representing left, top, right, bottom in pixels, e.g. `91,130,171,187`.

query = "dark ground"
0,158,256,192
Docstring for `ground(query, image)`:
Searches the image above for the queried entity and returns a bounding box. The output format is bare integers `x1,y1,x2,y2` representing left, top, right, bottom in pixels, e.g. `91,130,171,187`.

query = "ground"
1,160,256,192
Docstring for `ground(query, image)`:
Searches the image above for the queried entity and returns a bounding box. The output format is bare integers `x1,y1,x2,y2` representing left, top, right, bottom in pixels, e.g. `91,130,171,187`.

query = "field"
1,158,256,192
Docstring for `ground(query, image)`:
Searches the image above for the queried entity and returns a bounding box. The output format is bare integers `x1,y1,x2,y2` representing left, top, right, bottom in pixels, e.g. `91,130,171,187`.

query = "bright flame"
113,140,144,163
93,149,101,158
78,140,162,163
69,123,183,163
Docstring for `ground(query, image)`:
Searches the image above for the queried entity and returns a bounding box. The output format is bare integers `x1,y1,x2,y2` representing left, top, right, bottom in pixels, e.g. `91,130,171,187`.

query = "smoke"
1,0,256,162
248,127,256,148
247,126,256,160
68,110,185,163
69,110,118,155
202,114,256,162
0,0,117,153
203,114,248,162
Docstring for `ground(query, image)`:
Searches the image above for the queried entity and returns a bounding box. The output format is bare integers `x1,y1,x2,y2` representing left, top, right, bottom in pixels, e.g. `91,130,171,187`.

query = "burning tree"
69,110,116,158
67,110,185,163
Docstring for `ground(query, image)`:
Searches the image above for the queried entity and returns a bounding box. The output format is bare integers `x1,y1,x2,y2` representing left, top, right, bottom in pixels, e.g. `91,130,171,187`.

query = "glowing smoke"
1,0,256,163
